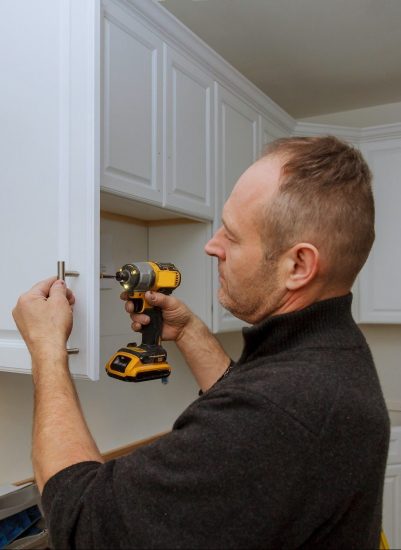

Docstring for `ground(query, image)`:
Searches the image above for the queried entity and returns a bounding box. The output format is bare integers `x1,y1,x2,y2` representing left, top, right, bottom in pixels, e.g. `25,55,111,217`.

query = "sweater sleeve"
41,388,317,549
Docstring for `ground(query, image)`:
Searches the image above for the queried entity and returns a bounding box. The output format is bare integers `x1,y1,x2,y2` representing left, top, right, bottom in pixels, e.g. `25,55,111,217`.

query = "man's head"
205,136,374,324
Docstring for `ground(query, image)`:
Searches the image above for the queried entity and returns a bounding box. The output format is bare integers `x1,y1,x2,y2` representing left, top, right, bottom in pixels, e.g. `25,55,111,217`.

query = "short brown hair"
262,136,374,287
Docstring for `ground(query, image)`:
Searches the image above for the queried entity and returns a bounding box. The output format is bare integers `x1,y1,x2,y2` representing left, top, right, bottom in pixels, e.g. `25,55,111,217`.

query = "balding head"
260,136,374,288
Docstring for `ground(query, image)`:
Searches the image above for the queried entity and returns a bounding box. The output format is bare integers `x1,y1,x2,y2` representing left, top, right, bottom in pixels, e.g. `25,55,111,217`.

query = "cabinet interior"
100,191,213,341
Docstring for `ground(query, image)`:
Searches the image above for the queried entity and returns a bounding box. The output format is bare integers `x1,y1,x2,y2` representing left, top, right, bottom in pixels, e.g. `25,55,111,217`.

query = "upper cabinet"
358,137,401,323
101,0,215,220
0,0,100,379
102,0,164,204
164,46,214,219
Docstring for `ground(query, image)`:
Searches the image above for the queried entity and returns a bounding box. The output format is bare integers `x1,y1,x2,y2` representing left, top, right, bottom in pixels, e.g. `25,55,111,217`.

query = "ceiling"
158,0,401,118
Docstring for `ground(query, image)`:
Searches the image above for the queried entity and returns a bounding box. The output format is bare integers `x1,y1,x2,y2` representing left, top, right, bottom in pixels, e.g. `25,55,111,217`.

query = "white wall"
299,100,401,128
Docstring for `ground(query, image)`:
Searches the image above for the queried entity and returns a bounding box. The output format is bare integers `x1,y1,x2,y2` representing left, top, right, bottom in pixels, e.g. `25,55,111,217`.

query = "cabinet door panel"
359,140,401,322
0,0,99,379
102,1,163,203
213,84,259,332
164,46,214,219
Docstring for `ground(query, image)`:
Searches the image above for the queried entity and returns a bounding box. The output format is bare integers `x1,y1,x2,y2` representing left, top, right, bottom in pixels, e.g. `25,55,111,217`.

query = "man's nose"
204,228,225,259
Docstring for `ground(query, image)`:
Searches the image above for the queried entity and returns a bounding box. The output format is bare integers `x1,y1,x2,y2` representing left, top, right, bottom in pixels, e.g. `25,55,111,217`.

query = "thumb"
145,291,174,310
49,279,67,299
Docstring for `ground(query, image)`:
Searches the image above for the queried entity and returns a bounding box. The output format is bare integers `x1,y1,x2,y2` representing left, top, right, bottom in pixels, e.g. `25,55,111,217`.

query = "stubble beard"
218,258,282,324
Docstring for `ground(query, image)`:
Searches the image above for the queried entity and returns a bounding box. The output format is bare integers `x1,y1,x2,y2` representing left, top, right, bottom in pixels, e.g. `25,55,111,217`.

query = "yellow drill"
105,261,181,382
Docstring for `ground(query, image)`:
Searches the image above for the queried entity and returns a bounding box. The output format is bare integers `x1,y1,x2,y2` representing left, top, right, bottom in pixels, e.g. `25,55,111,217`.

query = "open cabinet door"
0,0,100,379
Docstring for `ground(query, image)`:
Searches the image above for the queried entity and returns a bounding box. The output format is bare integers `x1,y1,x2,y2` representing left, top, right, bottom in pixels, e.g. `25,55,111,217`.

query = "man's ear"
283,243,320,290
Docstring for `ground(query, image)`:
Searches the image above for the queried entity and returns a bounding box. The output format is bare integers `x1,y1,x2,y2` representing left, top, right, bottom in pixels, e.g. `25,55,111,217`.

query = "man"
13,136,390,549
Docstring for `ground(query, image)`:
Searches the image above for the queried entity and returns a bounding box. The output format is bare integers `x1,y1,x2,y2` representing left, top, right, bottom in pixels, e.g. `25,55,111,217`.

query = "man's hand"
13,277,102,492
121,290,231,391
120,290,194,342
13,277,75,355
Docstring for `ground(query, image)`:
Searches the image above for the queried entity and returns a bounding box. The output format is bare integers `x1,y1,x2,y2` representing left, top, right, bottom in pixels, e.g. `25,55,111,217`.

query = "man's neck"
272,286,351,317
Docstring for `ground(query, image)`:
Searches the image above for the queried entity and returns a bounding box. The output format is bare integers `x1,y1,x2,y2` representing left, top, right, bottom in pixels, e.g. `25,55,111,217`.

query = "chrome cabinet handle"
57,261,80,355
57,261,80,281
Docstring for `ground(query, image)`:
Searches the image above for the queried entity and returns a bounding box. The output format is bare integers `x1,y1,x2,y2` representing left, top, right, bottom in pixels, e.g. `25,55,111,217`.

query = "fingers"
27,277,75,305
49,279,67,298
30,276,58,298
131,321,144,332
144,291,177,310
121,291,176,311
66,288,75,306
130,313,150,325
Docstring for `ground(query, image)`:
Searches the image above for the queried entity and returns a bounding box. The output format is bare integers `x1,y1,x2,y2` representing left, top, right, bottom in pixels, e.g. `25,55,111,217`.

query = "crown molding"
294,121,401,143
359,123,401,142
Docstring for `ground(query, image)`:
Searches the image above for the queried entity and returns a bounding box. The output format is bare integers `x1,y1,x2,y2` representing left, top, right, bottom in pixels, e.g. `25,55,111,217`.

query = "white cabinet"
0,0,100,379
101,1,215,221
358,139,401,323
383,427,401,549
0,0,295,380
102,0,163,205
164,45,214,219
213,84,260,332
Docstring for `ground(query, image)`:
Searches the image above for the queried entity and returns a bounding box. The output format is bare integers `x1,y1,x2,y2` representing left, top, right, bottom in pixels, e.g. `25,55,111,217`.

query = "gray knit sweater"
42,294,390,549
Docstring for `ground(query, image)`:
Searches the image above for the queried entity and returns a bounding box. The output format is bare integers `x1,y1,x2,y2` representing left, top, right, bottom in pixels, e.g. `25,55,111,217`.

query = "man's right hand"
121,290,231,391
120,291,194,342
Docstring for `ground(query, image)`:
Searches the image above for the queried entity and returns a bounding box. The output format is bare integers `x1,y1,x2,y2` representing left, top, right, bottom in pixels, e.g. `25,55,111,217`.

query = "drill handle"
141,307,163,346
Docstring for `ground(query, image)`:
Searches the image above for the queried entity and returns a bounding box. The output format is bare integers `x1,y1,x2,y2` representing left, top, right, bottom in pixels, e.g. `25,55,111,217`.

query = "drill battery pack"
105,343,171,382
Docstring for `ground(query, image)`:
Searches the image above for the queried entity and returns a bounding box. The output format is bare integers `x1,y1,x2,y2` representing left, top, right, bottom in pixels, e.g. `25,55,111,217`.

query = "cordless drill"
105,261,181,382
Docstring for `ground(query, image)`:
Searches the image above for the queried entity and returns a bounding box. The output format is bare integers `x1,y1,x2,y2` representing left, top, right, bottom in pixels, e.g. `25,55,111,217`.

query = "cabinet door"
358,139,401,322
102,0,163,205
213,84,259,332
164,45,214,220
0,0,99,379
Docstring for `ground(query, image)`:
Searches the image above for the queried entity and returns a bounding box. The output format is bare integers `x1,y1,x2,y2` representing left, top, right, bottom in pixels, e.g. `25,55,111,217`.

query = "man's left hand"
13,277,75,356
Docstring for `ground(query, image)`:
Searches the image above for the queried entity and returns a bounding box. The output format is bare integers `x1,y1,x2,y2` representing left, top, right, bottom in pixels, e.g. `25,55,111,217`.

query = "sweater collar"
237,293,355,364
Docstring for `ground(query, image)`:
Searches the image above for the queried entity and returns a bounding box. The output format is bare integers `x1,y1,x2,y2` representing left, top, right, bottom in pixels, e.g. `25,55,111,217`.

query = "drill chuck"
116,263,155,292
115,270,129,283
115,262,180,294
